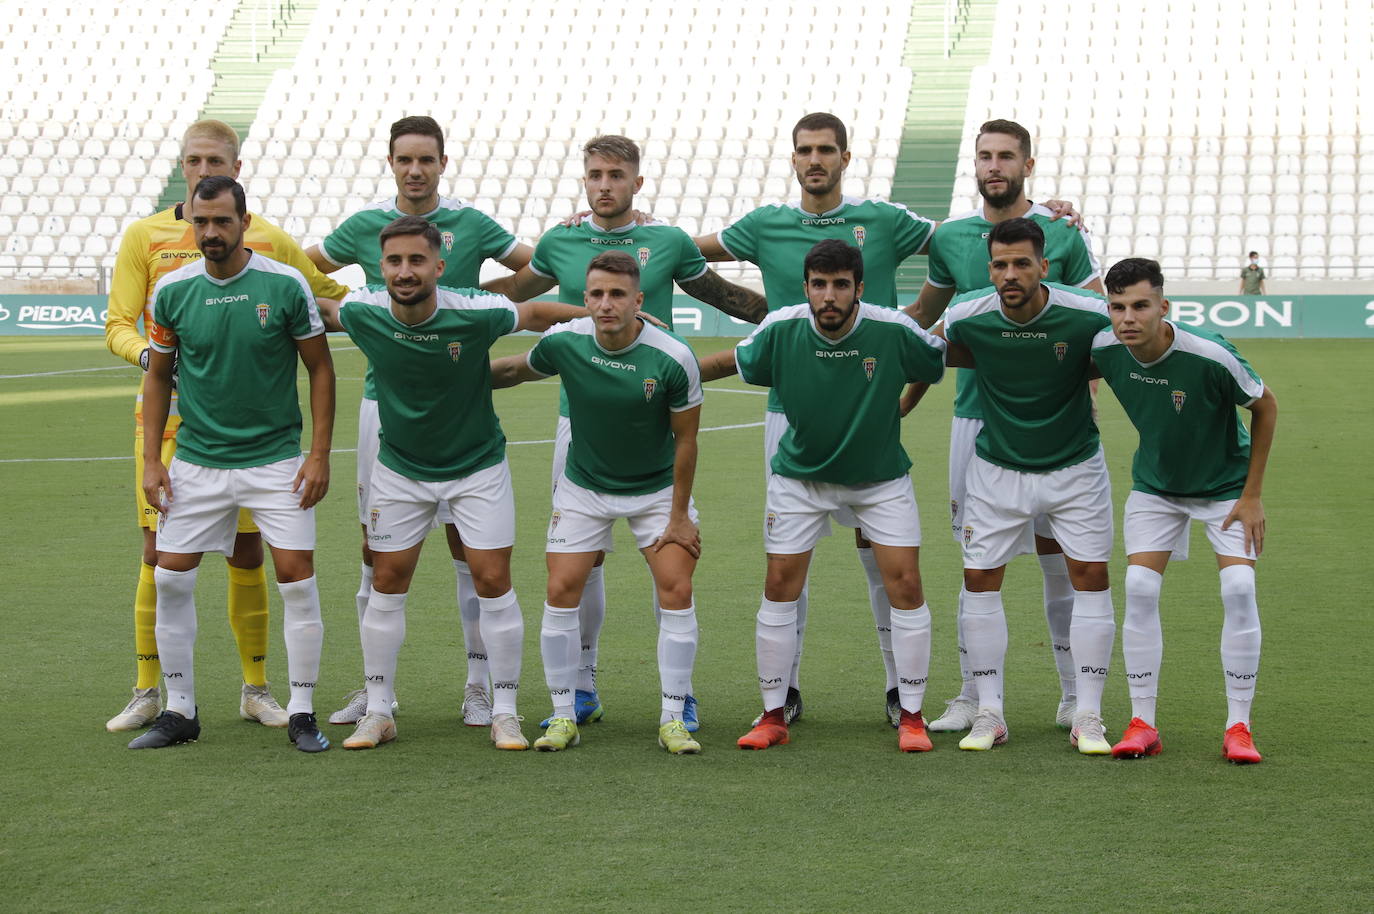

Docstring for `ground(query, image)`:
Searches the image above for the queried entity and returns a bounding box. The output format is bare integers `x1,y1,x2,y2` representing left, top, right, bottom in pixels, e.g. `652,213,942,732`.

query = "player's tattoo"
678,269,768,324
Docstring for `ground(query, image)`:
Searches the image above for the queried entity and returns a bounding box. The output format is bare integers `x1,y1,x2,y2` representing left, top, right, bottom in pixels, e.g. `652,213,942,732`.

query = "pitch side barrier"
4,293,1374,338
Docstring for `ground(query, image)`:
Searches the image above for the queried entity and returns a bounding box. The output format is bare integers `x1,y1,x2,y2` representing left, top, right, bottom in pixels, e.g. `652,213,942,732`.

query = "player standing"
316,215,587,751
699,240,947,752
104,120,349,733
1094,258,1275,763
491,252,705,754
132,177,334,753
305,116,534,728
939,218,1116,755
903,119,1103,733
484,135,765,731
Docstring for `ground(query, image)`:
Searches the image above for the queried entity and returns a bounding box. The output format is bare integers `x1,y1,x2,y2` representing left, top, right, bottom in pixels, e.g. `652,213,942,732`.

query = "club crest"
963,524,973,546
441,230,454,252
256,303,270,328
862,356,876,381
1053,341,1068,361
852,225,866,248
369,508,380,532
447,340,462,361
766,511,778,533
643,378,657,401
1172,389,1186,413
549,509,561,532
950,499,959,521
638,246,652,266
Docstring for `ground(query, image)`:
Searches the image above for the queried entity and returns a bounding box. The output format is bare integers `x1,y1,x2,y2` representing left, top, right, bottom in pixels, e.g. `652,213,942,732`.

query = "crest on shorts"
963,524,973,546
950,498,959,521
766,511,778,533
549,510,561,532
1172,389,1186,413
852,225,866,248
862,356,876,381
441,231,454,252
369,508,380,531
643,378,657,401
1053,341,1068,361
447,340,462,361
256,303,270,328
638,246,652,266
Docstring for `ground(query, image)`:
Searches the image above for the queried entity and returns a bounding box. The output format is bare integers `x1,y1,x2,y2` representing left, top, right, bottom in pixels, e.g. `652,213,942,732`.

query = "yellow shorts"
135,430,256,534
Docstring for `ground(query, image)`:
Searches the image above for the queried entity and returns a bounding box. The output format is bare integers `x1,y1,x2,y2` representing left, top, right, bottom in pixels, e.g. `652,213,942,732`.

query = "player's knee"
655,579,694,611
271,552,314,583
884,570,923,608
962,567,1001,592
470,568,512,598
546,577,584,608
1068,562,1109,592
1218,564,1256,601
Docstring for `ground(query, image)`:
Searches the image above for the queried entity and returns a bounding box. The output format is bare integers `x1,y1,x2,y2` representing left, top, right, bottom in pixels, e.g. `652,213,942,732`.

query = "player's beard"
812,298,856,332
389,279,435,309
801,169,841,198
979,173,1024,209
199,235,239,264
997,280,1035,309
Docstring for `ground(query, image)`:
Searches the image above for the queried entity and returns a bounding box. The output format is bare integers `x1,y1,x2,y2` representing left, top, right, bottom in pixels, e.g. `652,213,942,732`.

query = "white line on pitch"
0,365,138,379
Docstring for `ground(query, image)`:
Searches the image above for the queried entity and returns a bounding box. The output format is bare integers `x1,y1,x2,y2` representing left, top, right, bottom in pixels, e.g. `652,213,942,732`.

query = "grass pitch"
1,336,1370,911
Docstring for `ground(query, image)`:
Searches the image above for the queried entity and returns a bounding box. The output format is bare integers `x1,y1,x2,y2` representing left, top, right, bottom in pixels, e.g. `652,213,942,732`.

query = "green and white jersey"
526,317,703,496
149,252,322,469
927,204,1101,421
1093,321,1264,500
735,302,946,484
336,285,519,482
944,285,1110,472
529,218,707,418
320,196,518,400
719,197,936,414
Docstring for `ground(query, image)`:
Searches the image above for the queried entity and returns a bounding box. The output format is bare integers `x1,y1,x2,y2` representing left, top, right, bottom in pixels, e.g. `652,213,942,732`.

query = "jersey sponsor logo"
815,349,859,358
447,340,462,361
256,303,270,328
1001,330,1048,339
1053,341,1068,361
1129,371,1169,385
161,251,199,260
394,331,440,341
1172,389,1187,413
205,293,249,306
801,216,846,226
441,230,454,252
852,225,866,248
589,237,635,245
643,377,657,400
638,246,652,266
862,356,876,381
591,355,636,371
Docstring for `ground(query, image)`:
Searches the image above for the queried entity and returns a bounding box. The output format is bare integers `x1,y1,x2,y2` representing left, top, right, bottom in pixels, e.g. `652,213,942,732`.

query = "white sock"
858,548,898,691
362,588,406,716
657,605,698,723
540,603,579,720
1039,553,1077,701
757,598,797,711
889,604,932,714
1123,565,1164,725
1071,589,1116,717
479,589,524,716
154,566,199,717
578,564,606,693
789,583,808,691
955,587,976,701
651,585,692,696
960,588,1007,714
355,562,373,630
453,561,488,689
277,575,324,715
1219,565,1261,728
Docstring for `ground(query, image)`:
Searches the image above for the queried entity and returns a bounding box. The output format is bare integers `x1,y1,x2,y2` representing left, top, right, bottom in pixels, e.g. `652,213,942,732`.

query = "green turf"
1,336,1369,911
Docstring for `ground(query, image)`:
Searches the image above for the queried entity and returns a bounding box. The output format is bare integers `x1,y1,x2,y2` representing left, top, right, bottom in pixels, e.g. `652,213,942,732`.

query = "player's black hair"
389,115,445,157
803,239,864,284
978,119,1033,159
1248,251,1259,258
586,250,641,285
792,112,849,152
987,216,1045,259
379,214,442,253
191,175,247,217
1105,257,1166,294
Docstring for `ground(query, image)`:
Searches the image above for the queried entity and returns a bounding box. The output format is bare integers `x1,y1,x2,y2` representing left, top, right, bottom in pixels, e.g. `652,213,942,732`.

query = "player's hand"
1221,495,1265,556
637,310,668,330
1043,198,1085,228
653,514,701,558
143,460,173,515
292,451,330,509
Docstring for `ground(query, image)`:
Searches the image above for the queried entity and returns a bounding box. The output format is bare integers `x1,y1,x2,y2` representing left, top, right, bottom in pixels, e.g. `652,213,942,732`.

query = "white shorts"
547,474,698,553
358,397,453,529
1124,490,1255,561
765,474,921,554
949,416,1047,549
366,458,516,552
962,450,1113,569
551,414,572,494
157,455,315,555
765,409,857,531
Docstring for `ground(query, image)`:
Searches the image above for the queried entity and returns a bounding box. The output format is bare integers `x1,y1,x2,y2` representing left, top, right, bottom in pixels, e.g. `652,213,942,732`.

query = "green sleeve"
900,322,947,384
926,230,955,287
889,203,936,261
475,210,519,261
529,231,559,278
734,322,773,386
527,334,559,376
320,215,358,267
1061,226,1098,286
719,210,759,263
674,228,708,281
286,280,319,339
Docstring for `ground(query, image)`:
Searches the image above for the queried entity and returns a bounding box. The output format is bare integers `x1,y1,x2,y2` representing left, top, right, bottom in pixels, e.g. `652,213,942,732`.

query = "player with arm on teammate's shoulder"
104,119,349,735
132,177,335,753
312,215,585,751
305,116,533,730
489,252,705,755
1093,258,1275,764
701,240,947,753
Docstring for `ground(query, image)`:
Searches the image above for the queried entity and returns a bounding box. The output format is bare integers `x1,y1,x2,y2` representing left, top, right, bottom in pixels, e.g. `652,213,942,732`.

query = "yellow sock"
134,562,160,690
227,563,269,687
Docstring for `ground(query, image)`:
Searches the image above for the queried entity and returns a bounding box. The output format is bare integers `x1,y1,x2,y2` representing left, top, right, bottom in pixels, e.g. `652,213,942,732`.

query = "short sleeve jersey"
529,219,708,418
1240,265,1266,294
926,204,1101,420
526,318,703,496
337,286,519,482
148,252,323,469
1093,321,1264,500
944,286,1110,472
735,302,947,484
320,196,518,400
719,197,936,414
